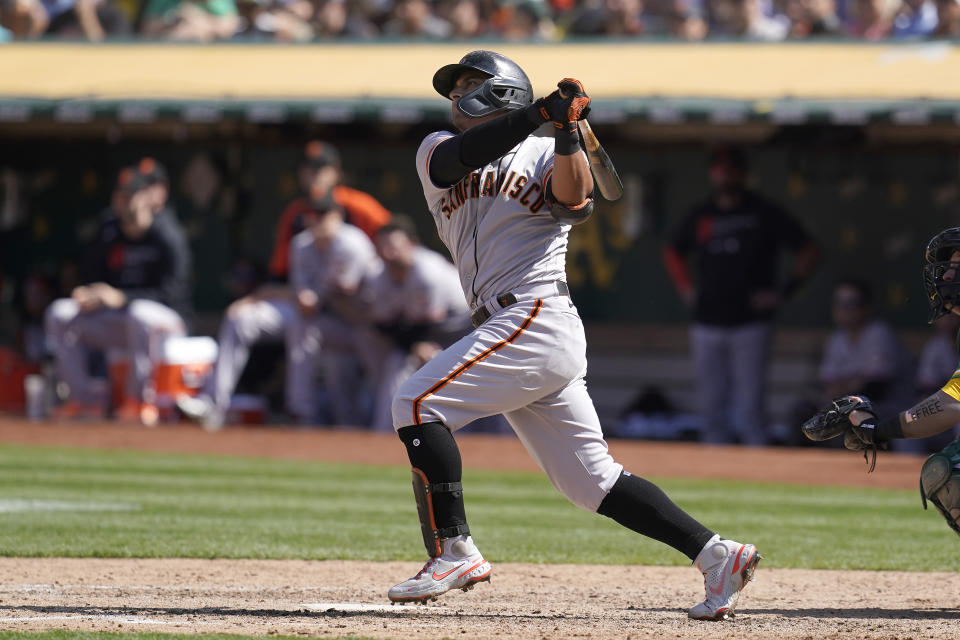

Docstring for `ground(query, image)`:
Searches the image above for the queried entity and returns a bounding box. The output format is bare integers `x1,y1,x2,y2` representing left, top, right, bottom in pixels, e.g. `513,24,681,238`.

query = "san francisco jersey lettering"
416,130,568,309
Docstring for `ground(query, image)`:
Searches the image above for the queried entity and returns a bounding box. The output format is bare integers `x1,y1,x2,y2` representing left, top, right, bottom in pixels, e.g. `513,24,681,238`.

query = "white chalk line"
0,499,139,513
0,614,169,624
305,602,433,613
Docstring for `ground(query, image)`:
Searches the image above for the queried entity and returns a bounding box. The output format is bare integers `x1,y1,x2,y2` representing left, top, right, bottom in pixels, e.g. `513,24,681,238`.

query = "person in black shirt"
663,146,819,445
44,168,191,423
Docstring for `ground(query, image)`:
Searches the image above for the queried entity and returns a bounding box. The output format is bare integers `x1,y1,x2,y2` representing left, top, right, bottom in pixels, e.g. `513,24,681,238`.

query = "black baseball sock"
398,422,469,535
597,471,714,561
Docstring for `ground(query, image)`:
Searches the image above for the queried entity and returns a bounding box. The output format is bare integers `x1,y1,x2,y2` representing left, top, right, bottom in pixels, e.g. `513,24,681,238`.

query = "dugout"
1,41,959,426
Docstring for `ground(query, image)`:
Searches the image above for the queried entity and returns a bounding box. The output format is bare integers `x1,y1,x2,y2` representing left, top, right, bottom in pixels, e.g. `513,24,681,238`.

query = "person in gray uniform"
364,216,470,431
178,194,378,428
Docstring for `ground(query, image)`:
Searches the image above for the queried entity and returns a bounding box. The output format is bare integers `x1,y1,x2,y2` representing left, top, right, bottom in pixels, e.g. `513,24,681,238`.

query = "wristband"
875,415,904,441
555,127,581,156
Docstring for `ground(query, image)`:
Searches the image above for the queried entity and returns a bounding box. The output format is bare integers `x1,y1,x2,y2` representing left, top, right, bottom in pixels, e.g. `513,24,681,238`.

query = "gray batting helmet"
432,50,534,118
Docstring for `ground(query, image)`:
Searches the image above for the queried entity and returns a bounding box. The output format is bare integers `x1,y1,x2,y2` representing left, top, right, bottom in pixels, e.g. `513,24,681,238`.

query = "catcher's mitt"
801,395,882,472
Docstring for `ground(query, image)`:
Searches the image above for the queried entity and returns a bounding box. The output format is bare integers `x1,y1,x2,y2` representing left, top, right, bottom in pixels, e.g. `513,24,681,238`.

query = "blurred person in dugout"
178,193,380,428
44,168,192,423
99,159,191,301
819,278,917,449
663,145,819,446
363,216,470,431
176,140,389,429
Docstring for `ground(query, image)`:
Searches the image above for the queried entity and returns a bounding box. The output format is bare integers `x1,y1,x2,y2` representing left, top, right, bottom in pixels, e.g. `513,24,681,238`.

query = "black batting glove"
534,78,592,133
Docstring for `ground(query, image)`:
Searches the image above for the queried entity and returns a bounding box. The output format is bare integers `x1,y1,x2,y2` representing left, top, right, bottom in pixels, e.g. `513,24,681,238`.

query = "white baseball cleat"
388,536,492,604
688,534,761,621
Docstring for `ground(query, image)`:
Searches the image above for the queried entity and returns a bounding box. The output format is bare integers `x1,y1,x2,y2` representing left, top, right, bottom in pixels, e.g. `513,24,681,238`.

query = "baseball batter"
802,226,960,538
386,50,761,621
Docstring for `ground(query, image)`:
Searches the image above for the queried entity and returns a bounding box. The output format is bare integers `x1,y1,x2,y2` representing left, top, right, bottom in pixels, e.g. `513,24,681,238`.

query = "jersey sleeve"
940,370,960,401
416,131,456,205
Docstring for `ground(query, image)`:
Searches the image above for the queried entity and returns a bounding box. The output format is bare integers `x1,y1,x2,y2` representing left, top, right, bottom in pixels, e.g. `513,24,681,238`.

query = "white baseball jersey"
416,130,569,309
289,223,379,303
367,246,468,325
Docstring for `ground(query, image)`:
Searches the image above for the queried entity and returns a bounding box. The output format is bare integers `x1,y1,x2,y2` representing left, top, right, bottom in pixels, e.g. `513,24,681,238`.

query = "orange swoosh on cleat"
432,563,465,580
730,545,746,575
457,560,486,578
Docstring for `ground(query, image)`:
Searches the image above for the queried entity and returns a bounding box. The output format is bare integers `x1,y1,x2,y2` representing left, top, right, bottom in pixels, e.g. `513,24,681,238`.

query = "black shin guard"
398,422,469,556
597,471,714,561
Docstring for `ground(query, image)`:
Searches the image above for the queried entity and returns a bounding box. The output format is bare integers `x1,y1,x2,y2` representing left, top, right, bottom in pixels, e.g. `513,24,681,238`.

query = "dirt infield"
1,417,958,639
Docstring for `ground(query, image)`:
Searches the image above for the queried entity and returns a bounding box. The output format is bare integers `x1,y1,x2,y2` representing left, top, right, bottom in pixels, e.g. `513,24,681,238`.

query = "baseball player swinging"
386,50,761,621
802,227,960,538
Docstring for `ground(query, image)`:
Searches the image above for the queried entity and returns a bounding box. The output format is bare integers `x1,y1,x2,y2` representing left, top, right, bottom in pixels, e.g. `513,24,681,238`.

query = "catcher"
802,227,960,538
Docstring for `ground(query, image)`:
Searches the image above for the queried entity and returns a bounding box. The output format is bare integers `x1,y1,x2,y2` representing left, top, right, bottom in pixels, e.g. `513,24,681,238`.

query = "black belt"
470,281,570,328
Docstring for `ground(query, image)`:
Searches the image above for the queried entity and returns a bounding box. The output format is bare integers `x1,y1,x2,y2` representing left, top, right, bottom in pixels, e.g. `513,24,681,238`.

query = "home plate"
305,602,420,613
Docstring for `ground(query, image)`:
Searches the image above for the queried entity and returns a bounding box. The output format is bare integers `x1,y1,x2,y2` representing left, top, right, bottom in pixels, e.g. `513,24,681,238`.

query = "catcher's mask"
432,50,533,118
923,226,960,323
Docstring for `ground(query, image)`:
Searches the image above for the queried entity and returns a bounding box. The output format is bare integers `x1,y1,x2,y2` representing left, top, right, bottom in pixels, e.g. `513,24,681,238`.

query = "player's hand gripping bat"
552,79,623,202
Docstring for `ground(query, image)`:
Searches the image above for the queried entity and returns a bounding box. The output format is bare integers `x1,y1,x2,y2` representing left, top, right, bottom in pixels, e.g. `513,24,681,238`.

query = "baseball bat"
577,119,623,202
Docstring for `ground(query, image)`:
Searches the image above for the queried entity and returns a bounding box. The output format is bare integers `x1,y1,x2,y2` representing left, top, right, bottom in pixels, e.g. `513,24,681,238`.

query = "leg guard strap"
412,468,470,556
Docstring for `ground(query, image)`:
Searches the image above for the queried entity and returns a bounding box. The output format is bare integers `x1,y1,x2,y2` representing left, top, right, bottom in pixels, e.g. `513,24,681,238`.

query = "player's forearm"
551,151,593,205
900,391,960,439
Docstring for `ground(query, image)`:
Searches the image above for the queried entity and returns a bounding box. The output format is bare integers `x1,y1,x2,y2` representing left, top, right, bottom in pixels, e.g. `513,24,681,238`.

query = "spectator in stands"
381,0,451,37
141,0,240,40
784,0,843,36
663,145,819,445
235,0,313,41
311,0,378,37
662,0,709,39
0,0,129,38
177,140,390,429
708,0,790,39
495,0,557,39
819,278,915,422
565,0,651,36
440,0,489,37
931,0,960,36
364,216,469,431
0,0,48,36
44,169,191,422
890,0,937,35
844,0,897,38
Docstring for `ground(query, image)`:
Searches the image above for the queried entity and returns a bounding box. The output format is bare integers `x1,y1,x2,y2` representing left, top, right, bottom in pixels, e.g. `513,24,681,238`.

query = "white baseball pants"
392,295,623,512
